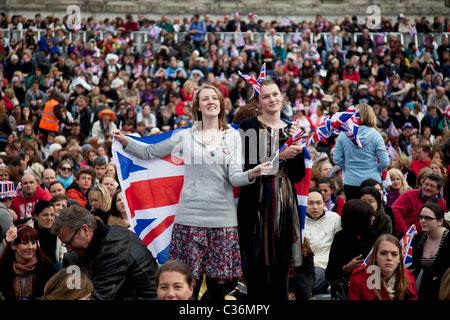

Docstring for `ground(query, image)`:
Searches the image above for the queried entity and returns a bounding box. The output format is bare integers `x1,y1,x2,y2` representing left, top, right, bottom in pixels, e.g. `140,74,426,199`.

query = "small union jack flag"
399,224,417,268
238,63,266,98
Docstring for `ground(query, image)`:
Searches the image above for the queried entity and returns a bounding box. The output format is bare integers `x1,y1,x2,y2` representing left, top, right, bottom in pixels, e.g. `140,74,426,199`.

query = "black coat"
409,230,450,301
63,220,158,300
236,117,305,266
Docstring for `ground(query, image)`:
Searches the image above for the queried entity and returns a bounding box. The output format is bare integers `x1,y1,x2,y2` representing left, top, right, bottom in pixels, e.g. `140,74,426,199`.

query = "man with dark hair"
188,14,206,51
25,78,48,108
52,205,158,300
318,177,345,216
66,167,94,209
392,172,446,237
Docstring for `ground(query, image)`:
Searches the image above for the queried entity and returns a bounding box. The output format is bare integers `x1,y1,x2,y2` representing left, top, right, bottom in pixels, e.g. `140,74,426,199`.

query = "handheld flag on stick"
362,224,417,269
306,105,361,147
238,63,266,98
271,128,305,165
399,224,417,268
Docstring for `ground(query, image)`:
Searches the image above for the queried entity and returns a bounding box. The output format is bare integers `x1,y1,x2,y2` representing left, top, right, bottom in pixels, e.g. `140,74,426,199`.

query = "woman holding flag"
109,84,272,300
236,73,306,301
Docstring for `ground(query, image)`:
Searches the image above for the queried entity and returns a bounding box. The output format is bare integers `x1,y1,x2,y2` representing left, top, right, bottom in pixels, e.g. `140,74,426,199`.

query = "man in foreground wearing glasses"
52,205,159,300
392,172,447,238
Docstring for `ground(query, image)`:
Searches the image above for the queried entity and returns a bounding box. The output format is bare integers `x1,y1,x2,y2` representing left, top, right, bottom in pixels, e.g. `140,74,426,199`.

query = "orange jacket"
39,99,60,132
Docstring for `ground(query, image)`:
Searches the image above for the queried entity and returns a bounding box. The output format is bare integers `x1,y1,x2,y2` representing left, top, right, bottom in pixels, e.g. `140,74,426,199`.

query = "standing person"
409,203,450,301
325,199,377,299
349,234,417,300
110,84,272,300
0,225,56,300
333,103,389,201
237,77,306,301
52,205,159,300
38,92,72,136
188,14,206,51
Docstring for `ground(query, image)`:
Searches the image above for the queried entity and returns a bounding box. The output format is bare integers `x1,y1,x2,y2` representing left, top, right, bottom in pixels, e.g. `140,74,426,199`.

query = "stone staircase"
4,0,450,21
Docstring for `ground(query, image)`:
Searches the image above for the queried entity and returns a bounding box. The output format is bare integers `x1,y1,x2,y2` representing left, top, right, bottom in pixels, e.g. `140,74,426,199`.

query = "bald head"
21,174,38,198
43,168,57,189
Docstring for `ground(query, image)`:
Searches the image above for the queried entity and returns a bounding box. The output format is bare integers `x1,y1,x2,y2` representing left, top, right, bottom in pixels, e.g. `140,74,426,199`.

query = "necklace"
202,130,223,146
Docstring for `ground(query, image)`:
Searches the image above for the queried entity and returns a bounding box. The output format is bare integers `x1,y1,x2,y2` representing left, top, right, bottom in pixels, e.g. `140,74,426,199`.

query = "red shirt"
10,186,52,221
409,160,430,176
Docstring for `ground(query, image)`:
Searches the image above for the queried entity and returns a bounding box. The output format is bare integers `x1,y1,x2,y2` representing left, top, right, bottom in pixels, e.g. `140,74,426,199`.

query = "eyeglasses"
418,215,438,221
61,167,72,172
62,227,80,248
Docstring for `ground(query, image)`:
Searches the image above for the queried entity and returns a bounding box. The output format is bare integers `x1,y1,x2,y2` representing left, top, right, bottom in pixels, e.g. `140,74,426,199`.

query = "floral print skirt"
169,223,242,283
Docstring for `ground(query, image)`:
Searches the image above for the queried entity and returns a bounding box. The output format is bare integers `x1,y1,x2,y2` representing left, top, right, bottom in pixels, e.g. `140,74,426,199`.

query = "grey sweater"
125,126,253,228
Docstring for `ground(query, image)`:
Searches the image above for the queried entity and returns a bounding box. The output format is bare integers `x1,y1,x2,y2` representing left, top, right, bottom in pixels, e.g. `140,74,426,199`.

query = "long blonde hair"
388,168,411,195
88,184,112,212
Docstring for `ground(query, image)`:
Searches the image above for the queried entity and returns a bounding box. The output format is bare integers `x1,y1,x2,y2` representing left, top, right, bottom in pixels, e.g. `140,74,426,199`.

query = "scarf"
419,187,443,203
326,197,335,212
12,256,38,300
57,174,74,189
384,274,396,300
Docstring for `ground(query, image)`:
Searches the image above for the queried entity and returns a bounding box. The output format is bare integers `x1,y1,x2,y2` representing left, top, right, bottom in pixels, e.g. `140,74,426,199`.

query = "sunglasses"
61,167,72,172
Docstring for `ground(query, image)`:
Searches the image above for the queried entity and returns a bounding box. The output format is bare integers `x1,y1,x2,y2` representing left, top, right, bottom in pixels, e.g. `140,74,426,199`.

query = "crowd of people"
0,10,450,301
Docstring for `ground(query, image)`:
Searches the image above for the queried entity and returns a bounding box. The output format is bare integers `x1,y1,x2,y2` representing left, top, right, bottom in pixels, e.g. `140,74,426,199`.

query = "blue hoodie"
333,126,390,187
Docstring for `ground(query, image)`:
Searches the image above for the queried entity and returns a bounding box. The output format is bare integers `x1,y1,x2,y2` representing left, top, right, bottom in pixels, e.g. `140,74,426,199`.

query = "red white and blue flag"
399,224,417,268
238,63,266,98
112,130,187,264
306,106,361,148
295,146,312,245
388,121,399,137
362,224,417,268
